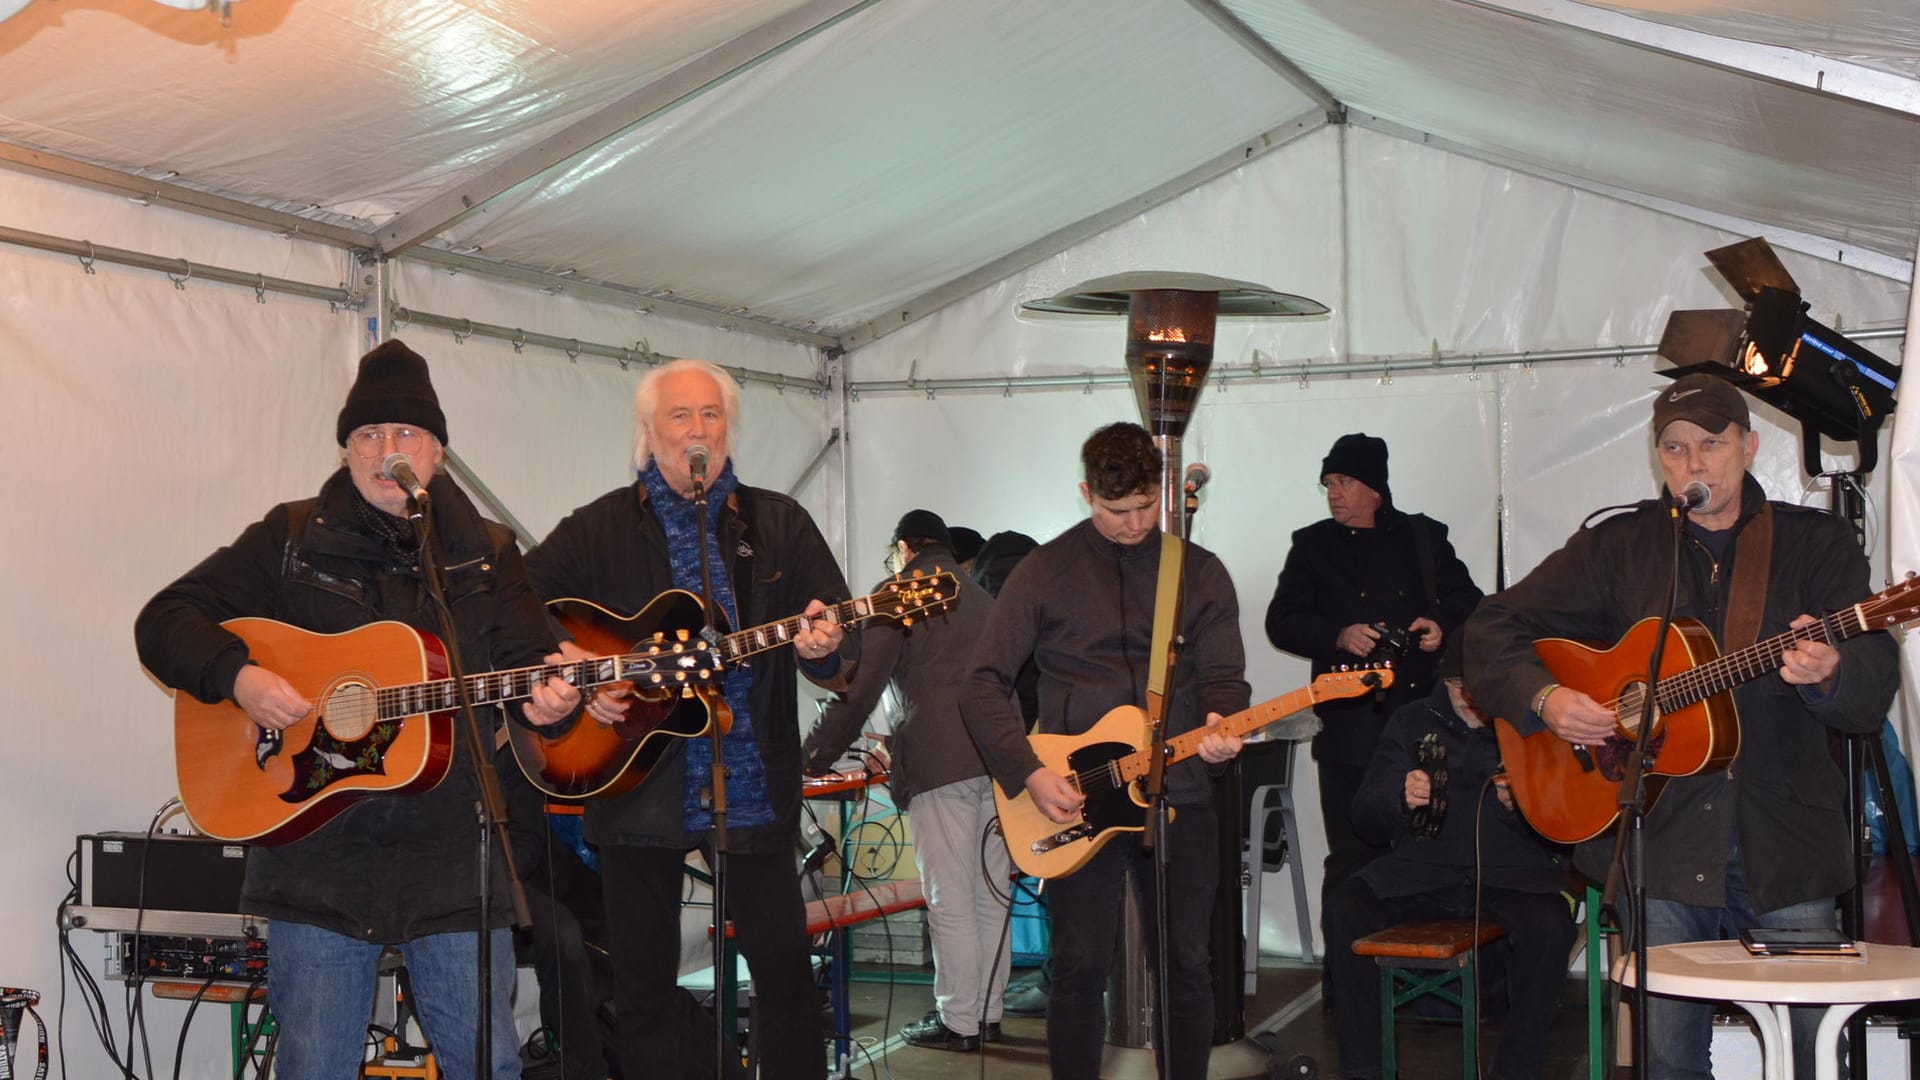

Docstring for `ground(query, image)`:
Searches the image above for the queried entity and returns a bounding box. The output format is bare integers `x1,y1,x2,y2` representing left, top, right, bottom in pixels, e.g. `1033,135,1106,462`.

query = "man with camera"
1265,432,1483,990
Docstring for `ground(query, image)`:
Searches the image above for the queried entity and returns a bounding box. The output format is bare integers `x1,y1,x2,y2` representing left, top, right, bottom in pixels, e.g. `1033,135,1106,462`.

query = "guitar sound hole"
323,682,378,741
1615,681,1658,737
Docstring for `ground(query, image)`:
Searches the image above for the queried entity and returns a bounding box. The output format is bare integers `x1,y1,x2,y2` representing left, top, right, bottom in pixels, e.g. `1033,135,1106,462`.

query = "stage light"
1657,237,1900,475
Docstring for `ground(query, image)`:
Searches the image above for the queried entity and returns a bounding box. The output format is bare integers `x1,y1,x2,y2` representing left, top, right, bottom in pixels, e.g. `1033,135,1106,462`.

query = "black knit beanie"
891,508,952,548
336,339,449,447
1319,432,1389,503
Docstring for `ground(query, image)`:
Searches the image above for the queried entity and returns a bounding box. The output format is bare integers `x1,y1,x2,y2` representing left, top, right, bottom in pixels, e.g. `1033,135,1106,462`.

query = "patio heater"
1021,273,1327,1051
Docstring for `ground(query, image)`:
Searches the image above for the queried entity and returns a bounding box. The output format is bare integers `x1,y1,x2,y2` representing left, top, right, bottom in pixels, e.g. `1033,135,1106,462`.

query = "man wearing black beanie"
1264,431,1483,1000
136,339,581,1079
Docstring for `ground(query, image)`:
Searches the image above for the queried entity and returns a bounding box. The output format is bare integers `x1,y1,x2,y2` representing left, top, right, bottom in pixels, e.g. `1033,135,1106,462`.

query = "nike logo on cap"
1667,387,1704,401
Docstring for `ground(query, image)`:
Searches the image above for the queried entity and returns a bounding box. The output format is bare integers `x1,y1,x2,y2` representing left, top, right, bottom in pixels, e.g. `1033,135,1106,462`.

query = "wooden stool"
1351,918,1507,1079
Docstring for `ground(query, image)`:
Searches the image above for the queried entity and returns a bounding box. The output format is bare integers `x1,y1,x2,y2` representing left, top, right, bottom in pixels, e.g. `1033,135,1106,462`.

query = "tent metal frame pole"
376,0,887,255
1452,0,1920,119
389,305,827,394
846,326,1906,398
400,248,837,349
1181,0,1344,119
1347,113,1915,283
0,223,362,306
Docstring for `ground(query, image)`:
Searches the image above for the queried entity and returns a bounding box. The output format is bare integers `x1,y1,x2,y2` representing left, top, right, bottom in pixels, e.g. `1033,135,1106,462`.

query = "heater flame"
1146,328,1189,343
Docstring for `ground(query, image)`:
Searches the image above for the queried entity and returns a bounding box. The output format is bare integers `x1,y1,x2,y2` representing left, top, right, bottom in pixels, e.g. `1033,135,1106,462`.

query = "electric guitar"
996,667,1392,879
1494,574,1920,845
173,617,719,844
507,569,961,799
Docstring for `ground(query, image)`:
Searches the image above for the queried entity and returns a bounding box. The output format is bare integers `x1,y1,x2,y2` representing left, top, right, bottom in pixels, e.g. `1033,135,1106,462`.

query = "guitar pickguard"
280,720,403,802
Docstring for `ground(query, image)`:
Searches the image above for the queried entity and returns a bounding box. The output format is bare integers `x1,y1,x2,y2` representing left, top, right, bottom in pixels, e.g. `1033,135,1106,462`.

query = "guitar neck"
1113,683,1323,784
373,653,660,723
716,595,875,663
1658,607,1865,712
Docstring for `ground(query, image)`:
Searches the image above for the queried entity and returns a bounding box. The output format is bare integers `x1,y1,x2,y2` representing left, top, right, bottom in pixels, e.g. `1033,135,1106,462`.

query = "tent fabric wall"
841,125,1910,960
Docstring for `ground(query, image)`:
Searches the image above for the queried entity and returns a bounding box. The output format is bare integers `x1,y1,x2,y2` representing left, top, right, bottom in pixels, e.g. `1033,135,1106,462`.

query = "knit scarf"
638,460,772,833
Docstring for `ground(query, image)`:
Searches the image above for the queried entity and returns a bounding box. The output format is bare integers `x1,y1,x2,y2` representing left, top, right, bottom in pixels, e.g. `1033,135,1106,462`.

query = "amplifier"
78,832,249,915
110,933,268,984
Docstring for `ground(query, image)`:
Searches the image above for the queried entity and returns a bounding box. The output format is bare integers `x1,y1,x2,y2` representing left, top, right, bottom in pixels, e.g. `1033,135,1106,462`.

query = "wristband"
1532,683,1560,717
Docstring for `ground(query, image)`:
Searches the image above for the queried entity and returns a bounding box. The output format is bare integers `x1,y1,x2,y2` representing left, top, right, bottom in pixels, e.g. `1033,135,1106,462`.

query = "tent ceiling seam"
401,248,839,349
0,223,361,307
0,139,376,251
1451,0,1920,119
389,304,828,394
836,107,1333,351
1348,112,1915,281
1181,0,1343,119
375,0,887,256
845,326,1906,398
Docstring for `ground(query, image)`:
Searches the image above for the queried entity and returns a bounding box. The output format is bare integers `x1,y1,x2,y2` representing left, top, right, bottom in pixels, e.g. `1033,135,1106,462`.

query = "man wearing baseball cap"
1464,371,1898,1079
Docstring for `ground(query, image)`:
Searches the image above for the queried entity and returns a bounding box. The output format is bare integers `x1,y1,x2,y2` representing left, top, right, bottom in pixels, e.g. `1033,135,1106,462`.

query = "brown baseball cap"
1652,373,1749,436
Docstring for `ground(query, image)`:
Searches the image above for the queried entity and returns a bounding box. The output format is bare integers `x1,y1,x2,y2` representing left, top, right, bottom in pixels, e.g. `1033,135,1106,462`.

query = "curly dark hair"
1080,422,1162,500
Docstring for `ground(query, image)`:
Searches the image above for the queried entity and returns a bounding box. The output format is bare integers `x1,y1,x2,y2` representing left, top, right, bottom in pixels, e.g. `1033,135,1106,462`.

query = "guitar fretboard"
1110,672,1384,785
364,649,701,722
1647,607,1869,717
714,573,958,662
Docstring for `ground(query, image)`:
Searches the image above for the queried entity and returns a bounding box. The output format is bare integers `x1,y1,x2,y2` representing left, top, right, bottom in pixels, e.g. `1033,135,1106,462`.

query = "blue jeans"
1625,855,1838,1080
269,920,521,1080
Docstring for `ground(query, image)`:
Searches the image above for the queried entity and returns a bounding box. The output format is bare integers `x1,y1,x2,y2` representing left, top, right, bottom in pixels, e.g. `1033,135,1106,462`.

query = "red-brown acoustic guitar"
1494,575,1920,845
507,569,961,800
174,617,720,844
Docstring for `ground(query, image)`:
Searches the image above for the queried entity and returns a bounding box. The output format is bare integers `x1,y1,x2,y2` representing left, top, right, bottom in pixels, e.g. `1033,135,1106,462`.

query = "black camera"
1366,623,1413,665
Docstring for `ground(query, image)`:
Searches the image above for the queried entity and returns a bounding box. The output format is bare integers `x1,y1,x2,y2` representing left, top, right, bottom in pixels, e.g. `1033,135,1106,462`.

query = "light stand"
406,481,533,1080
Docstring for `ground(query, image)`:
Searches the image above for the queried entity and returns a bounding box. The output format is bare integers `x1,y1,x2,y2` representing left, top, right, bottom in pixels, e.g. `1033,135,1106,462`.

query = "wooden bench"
1351,918,1507,1080
710,879,927,1073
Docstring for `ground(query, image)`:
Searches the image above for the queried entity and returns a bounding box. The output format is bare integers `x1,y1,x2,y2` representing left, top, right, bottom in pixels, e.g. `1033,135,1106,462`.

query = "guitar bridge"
1031,822,1093,854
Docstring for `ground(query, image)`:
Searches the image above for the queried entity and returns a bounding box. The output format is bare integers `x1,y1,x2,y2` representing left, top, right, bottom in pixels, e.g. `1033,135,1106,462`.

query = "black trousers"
1324,877,1576,1080
599,844,822,1080
1044,805,1219,1080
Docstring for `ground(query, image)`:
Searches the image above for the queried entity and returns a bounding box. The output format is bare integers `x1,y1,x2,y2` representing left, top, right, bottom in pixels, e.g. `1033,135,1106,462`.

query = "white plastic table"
1614,940,1920,1080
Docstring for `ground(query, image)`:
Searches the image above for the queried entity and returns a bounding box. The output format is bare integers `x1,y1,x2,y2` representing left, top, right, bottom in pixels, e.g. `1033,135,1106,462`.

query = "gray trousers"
908,775,1013,1035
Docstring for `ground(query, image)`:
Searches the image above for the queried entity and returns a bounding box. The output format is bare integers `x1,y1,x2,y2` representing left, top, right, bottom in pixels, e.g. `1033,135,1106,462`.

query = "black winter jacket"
1464,475,1900,912
523,480,855,854
1266,507,1483,766
135,469,557,942
962,521,1251,810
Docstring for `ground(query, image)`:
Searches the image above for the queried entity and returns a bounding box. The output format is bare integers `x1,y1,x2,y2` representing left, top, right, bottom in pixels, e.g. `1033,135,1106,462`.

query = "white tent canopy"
3,2,1918,1076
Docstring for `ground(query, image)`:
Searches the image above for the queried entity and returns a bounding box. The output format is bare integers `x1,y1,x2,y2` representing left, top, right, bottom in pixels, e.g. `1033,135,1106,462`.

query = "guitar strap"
1723,500,1774,650
1143,531,1184,733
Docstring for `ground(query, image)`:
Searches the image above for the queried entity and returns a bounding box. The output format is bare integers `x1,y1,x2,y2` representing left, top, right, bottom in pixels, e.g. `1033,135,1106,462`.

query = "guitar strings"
1595,609,1850,724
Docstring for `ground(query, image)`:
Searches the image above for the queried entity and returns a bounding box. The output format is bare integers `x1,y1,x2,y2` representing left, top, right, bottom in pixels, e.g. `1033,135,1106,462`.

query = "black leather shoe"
982,1022,1003,1043
900,1012,979,1052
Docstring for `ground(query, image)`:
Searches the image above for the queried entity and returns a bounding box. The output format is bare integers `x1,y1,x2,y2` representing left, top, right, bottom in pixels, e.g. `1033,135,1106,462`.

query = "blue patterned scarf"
639,460,773,833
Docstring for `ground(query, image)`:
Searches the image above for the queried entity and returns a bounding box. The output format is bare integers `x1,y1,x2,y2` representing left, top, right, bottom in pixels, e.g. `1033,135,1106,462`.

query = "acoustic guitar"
174,617,719,844
1494,574,1920,845
995,667,1391,879
507,569,961,800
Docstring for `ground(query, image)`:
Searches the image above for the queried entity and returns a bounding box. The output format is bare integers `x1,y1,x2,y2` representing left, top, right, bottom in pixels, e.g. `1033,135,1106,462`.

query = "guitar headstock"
868,568,961,627
1862,572,1920,630
1314,663,1395,702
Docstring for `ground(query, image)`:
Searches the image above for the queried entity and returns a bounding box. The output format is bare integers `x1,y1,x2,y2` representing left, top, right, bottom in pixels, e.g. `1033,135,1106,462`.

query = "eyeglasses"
348,426,429,457
881,547,905,574
1320,475,1363,492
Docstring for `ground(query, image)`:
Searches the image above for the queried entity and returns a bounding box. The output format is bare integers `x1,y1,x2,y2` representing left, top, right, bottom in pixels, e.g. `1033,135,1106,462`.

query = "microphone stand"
1140,531,1193,1080
1601,489,1689,1079
688,459,732,1080
407,483,532,1080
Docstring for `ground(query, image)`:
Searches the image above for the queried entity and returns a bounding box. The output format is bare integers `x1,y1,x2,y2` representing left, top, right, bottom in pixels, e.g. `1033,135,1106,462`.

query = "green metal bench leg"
1588,884,1604,1080
1462,951,1478,1080
1380,966,1398,1079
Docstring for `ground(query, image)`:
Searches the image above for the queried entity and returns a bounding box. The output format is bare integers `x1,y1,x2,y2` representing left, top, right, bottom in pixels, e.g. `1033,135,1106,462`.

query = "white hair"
631,357,740,471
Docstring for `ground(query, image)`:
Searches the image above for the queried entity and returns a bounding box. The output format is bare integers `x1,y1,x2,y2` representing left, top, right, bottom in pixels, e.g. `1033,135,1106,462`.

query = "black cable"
169,975,218,1080
232,976,265,1080
976,817,1016,1080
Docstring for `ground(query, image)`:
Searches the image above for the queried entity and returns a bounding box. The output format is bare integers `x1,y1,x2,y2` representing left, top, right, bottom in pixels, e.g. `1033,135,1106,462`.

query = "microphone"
381,452,430,504
1671,481,1710,511
687,444,710,485
1183,462,1211,495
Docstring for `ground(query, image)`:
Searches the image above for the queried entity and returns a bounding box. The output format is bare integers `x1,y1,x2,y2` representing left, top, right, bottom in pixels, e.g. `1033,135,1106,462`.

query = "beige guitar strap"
1723,500,1773,650
1143,531,1184,732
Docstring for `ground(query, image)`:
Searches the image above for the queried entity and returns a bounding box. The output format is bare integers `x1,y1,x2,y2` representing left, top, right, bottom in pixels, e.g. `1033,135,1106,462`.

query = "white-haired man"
524,358,855,1079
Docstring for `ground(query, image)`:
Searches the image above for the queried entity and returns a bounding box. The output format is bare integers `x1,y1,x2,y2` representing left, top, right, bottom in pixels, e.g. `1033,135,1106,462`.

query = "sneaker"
900,1011,979,1052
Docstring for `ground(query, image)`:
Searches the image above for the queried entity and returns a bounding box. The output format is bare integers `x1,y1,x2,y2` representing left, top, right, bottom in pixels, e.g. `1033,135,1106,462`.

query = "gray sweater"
962,519,1251,809
802,545,992,808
